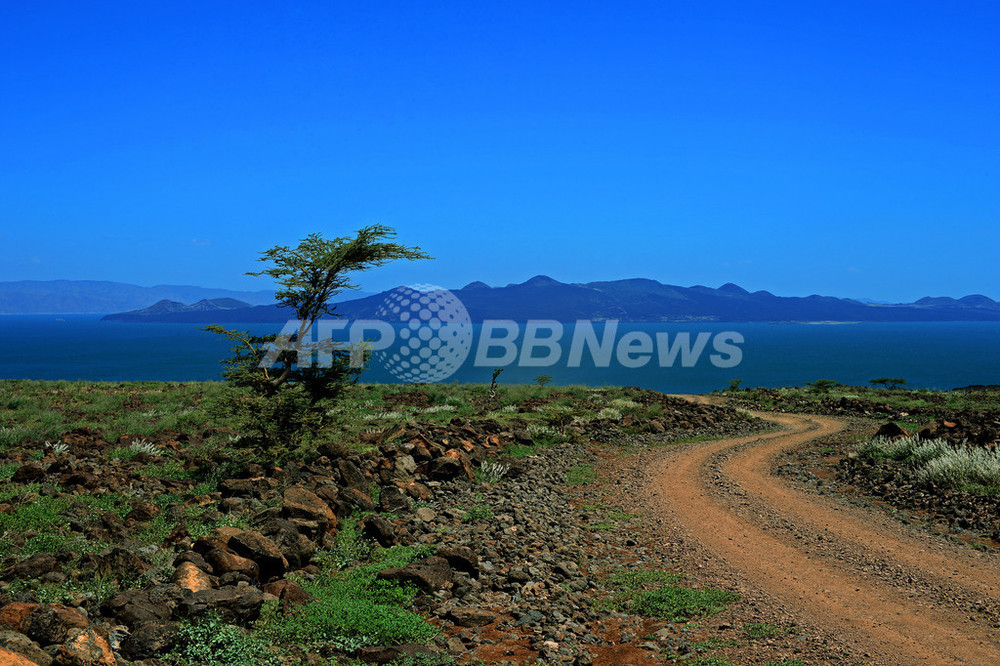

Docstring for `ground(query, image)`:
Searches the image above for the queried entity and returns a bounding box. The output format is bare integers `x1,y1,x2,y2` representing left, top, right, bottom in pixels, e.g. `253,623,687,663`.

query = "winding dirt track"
643,398,1000,664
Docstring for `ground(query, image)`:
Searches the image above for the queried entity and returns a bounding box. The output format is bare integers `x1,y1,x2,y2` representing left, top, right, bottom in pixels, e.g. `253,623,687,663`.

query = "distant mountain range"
0,280,277,314
99,276,1000,323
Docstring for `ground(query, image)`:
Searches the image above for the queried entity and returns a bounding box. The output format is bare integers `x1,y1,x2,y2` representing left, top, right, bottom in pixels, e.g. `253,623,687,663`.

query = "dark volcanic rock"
26,604,89,646
257,518,315,570
120,620,179,660
94,547,148,580
874,422,910,439
177,586,264,624
356,643,437,664
337,459,369,492
261,579,312,610
227,532,287,581
2,554,61,581
101,590,171,627
281,485,336,526
359,514,397,547
0,629,52,665
437,546,479,578
376,556,452,593
378,485,412,513
11,464,46,483
447,607,495,627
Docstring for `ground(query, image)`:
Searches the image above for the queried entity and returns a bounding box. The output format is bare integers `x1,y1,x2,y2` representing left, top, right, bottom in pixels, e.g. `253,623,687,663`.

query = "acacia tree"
205,225,430,452
869,377,907,390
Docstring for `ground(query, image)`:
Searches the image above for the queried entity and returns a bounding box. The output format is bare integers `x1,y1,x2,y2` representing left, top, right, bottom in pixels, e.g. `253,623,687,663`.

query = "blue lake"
1,315,998,392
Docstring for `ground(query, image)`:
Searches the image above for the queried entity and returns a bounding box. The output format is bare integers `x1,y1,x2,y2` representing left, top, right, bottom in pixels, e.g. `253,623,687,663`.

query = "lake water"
1,315,998,392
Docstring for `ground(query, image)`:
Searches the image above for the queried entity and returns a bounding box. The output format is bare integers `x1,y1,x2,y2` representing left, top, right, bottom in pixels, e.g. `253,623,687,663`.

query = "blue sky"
1,1,997,302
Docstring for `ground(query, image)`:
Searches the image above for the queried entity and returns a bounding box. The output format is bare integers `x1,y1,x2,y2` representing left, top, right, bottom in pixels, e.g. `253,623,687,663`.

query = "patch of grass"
140,459,192,480
462,504,494,523
7,575,121,605
565,464,596,485
630,586,737,620
505,444,538,458
858,435,1000,496
688,657,737,666
172,615,282,666
256,532,438,651
604,569,737,622
610,570,681,588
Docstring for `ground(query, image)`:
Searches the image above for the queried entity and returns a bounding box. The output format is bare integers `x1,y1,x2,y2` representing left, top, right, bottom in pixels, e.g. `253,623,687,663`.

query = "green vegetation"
580,502,640,531
171,615,282,666
533,374,553,387
255,520,438,652
461,503,495,523
0,379,223,447
721,382,1000,417
804,378,838,394
604,569,738,621
858,435,1000,496
203,226,430,459
870,377,907,389
565,464,596,485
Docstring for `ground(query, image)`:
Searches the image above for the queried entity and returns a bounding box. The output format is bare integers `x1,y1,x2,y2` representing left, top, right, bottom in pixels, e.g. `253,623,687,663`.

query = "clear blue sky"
2,1,997,302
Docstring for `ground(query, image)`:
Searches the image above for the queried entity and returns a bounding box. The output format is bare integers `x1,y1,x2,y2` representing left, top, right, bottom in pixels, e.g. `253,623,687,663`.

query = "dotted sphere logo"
374,285,473,383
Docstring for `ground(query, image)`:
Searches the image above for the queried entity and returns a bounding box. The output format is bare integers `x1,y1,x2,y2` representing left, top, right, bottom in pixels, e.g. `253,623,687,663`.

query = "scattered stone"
228,532,287,581
26,604,90,646
0,629,52,666
2,554,61,581
172,561,214,593
359,514,396,547
376,556,453,593
356,643,437,664
120,620,179,661
447,608,495,627
874,422,910,439
55,627,117,666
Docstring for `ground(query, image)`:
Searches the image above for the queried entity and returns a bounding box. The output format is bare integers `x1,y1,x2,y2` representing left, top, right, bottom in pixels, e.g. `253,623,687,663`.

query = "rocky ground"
3,381,998,665
0,388,771,665
777,415,1000,550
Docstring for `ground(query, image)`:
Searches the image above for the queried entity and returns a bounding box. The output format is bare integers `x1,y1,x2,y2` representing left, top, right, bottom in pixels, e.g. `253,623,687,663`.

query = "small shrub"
629,585,738,621
605,569,737,622
172,615,281,665
463,504,494,522
533,374,553,388
565,464,596,485
477,460,510,483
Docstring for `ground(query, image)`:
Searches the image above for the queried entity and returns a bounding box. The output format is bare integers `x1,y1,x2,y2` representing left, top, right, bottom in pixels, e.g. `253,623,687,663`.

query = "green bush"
605,569,737,621
172,616,281,666
629,585,737,621
858,435,1000,496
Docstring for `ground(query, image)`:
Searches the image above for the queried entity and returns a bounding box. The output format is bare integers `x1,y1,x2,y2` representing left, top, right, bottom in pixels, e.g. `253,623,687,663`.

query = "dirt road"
641,400,1000,664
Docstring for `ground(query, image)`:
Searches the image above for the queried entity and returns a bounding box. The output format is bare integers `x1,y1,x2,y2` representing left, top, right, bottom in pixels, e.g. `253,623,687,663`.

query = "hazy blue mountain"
0,280,277,314
103,298,253,321
98,276,1000,323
